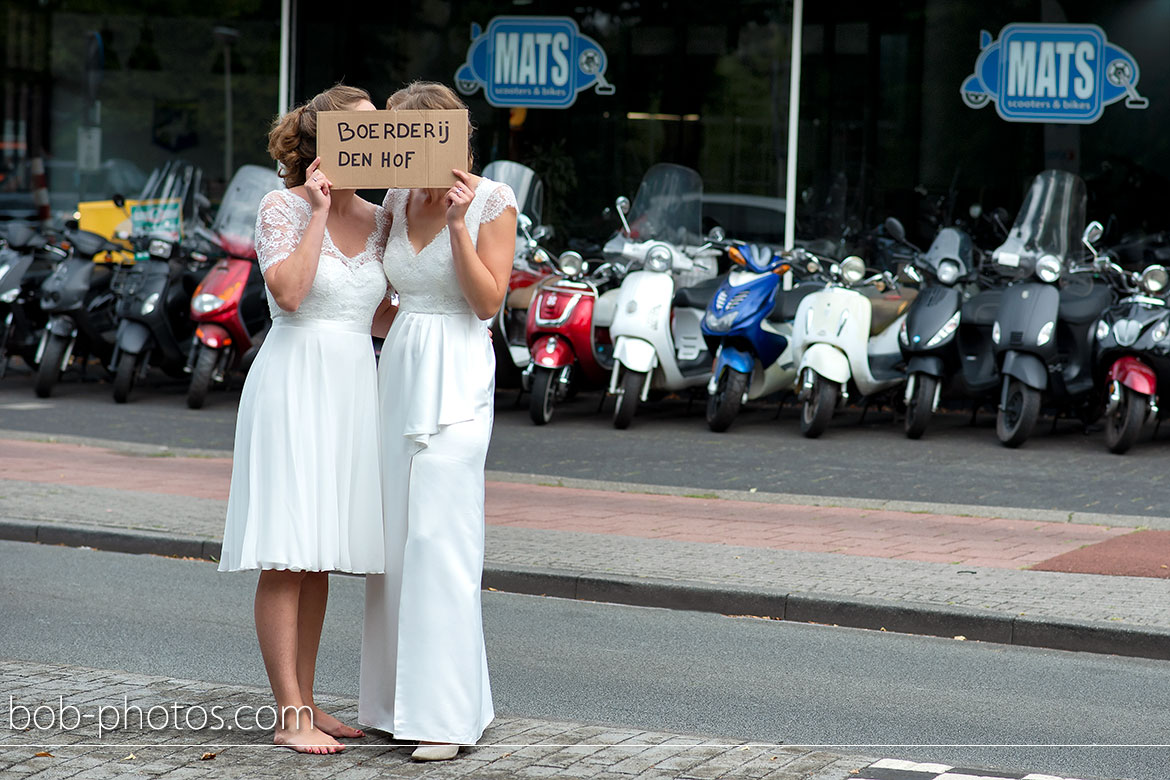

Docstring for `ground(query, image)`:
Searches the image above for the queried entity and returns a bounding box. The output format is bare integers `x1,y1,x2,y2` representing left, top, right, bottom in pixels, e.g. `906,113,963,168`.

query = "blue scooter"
700,242,822,431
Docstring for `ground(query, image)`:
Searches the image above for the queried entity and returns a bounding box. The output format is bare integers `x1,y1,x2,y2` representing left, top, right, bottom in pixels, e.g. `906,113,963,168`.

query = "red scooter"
523,250,624,424
185,165,281,409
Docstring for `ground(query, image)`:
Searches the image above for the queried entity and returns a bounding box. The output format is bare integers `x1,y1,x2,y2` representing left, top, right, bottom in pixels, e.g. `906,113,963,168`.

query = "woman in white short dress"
359,82,517,762
219,85,388,754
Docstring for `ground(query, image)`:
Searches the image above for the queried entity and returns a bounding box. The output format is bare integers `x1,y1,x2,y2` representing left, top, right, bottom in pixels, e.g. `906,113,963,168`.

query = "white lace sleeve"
480,183,518,225
254,191,308,273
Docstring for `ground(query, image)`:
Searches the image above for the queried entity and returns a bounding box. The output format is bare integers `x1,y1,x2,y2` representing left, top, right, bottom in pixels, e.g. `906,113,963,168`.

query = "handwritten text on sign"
317,109,468,189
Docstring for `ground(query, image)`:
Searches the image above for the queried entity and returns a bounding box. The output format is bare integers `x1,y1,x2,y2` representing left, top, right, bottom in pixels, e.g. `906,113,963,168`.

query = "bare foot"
311,707,365,739
274,724,344,754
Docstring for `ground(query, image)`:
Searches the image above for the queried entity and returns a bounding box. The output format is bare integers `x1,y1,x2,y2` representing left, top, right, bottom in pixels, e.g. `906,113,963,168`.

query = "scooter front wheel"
706,368,748,433
996,379,1040,448
800,376,837,438
904,374,938,440
187,345,218,410
1104,387,1147,455
113,352,137,404
612,368,645,430
529,366,559,425
34,333,70,399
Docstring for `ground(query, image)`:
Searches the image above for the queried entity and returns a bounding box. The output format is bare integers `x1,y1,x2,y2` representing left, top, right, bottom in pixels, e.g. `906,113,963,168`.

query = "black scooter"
989,170,1114,447
33,228,126,397
0,222,67,377
892,218,1002,438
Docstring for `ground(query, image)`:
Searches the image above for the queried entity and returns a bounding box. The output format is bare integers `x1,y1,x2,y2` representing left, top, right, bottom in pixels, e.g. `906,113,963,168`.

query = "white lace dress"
359,178,516,744
218,188,389,574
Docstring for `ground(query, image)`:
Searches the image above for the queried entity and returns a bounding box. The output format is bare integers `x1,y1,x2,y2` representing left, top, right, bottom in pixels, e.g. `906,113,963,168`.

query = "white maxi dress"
359,178,516,744
218,188,388,574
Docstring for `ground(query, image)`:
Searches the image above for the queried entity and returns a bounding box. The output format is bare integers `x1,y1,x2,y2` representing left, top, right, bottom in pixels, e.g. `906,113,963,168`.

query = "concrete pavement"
3,431,1170,660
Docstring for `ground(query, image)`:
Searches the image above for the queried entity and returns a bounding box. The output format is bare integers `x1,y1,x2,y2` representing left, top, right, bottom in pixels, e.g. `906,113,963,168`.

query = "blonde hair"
268,84,371,188
386,81,475,170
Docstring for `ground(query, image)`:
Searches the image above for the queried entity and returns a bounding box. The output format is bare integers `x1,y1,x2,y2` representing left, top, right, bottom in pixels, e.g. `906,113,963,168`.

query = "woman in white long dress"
359,81,517,761
219,85,389,754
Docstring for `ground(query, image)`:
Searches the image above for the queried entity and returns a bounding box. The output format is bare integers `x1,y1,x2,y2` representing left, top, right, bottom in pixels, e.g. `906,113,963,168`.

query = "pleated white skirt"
359,309,495,744
218,316,385,574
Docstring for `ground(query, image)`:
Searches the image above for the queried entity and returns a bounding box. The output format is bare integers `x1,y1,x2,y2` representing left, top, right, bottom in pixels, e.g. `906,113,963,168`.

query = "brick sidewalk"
0,438,1135,570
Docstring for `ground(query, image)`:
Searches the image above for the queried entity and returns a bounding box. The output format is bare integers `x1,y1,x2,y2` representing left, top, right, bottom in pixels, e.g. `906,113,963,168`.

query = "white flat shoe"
411,743,459,761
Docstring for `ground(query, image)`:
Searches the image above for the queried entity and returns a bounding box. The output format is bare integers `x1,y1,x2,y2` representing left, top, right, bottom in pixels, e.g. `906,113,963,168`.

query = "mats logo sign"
960,23,1147,123
455,17,615,109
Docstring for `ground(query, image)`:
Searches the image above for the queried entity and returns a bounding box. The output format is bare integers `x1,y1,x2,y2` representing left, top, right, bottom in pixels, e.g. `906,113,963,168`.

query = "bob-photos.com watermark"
7,696,314,738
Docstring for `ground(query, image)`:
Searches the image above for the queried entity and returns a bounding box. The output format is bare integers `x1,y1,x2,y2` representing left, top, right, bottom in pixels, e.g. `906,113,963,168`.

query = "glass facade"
3,0,1167,258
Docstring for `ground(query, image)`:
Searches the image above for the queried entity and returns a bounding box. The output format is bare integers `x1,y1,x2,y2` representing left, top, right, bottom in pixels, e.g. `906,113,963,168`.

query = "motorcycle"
481,160,555,389
989,170,1114,447
0,222,66,377
1083,220,1170,453
893,218,1003,438
602,163,723,429
32,227,127,397
789,251,917,438
108,160,209,403
523,249,624,425
184,164,281,409
700,242,823,432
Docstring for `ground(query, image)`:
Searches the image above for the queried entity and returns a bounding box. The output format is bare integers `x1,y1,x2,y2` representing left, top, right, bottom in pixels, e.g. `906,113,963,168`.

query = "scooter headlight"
926,311,962,348
1036,254,1062,283
1140,265,1169,295
704,309,737,333
1037,320,1055,346
992,321,1001,344
557,250,584,278
646,244,673,273
840,256,866,285
1096,320,1110,342
1153,319,1169,343
937,259,961,286
148,239,174,260
140,292,160,316
192,293,226,314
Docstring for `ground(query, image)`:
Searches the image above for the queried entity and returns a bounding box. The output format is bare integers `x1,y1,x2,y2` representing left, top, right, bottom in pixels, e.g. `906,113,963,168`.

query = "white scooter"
789,252,917,437
603,163,722,429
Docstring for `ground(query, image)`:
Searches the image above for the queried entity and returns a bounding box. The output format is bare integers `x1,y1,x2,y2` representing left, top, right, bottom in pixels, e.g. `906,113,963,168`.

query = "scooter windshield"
993,170,1086,275
211,165,283,259
482,160,543,225
132,160,201,242
626,163,703,245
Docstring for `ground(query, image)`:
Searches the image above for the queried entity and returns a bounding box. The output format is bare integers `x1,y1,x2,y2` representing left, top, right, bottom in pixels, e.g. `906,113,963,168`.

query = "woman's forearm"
449,222,507,320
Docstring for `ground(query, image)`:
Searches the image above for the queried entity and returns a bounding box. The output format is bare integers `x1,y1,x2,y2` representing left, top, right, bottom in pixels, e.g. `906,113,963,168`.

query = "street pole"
784,0,803,252
279,0,291,114
214,26,239,186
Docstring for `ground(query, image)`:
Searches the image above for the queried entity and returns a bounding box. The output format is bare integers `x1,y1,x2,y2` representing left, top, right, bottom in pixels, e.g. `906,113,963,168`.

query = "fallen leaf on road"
954,635,967,641
34,751,53,758
122,754,136,761
200,752,216,761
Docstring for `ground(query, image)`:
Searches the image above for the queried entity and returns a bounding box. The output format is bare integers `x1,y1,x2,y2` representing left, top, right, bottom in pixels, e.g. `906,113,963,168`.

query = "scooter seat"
868,288,917,335
961,287,1003,326
506,284,538,311
67,229,119,259
1,223,45,251
766,282,824,323
673,275,723,309
1059,279,1113,324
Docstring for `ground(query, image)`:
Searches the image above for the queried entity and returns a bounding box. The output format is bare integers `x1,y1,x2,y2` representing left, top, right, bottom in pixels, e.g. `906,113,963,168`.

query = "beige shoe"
411,743,459,761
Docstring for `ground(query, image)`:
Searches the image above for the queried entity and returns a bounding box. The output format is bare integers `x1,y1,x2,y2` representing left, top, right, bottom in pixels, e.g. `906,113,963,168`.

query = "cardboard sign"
316,109,468,189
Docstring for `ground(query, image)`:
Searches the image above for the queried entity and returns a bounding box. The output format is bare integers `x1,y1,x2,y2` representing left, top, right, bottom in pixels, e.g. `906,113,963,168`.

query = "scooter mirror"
112,193,126,209
884,217,907,244
518,213,534,234
707,225,726,243
969,203,983,219
616,196,631,215
532,224,554,242
1082,221,1104,246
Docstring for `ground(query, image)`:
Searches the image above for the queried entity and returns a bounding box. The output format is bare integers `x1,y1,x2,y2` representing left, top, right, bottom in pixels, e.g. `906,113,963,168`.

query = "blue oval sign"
960,23,1148,123
455,16,615,109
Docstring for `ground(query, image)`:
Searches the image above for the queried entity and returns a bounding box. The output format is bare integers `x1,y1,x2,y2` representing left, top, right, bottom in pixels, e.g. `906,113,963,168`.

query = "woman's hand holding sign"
305,157,332,214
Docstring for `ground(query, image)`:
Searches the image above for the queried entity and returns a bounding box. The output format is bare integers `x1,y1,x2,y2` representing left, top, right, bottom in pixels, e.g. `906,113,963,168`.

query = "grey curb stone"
3,518,1166,661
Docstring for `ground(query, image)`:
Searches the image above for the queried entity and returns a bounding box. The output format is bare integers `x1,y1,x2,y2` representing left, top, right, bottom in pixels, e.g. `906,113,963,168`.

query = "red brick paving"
0,437,1135,570
1030,530,1170,578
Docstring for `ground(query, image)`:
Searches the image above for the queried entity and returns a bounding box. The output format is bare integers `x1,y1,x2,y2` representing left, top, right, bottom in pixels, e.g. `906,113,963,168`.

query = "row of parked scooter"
494,164,1170,454
0,161,281,407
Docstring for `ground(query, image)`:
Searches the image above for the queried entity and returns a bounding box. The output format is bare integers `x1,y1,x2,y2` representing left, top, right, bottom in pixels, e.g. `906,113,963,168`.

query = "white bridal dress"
359,178,516,744
218,188,389,574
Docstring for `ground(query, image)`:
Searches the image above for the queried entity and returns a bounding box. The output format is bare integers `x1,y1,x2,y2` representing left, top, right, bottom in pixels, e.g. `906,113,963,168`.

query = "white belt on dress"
271,316,370,335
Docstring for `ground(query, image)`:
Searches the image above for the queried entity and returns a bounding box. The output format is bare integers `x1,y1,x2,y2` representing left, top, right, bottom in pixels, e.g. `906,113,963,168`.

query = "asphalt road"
0,540,1165,780
0,368,1167,517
